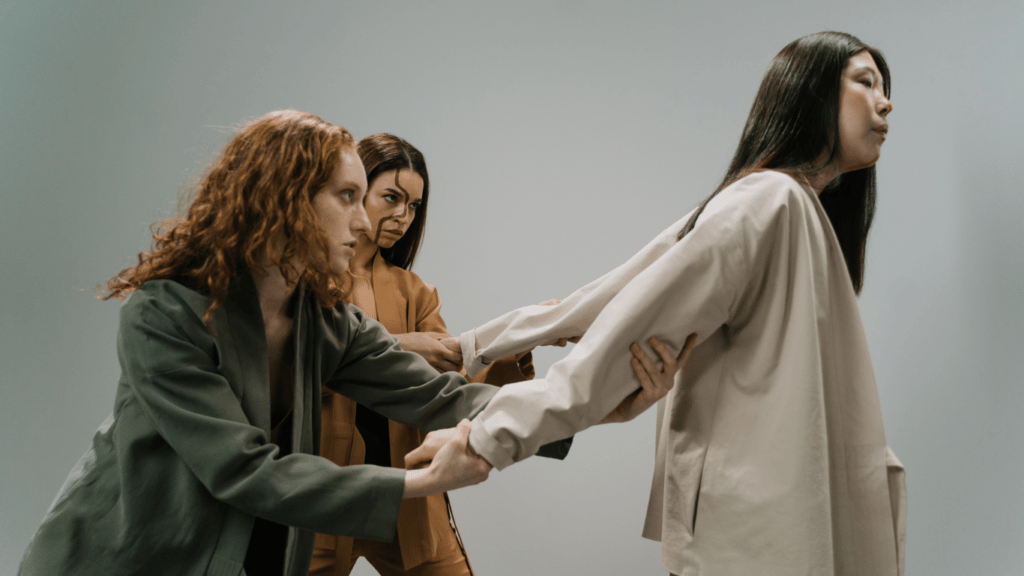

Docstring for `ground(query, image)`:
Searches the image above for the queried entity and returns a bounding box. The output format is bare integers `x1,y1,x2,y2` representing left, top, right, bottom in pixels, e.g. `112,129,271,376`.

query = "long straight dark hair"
680,31,890,294
356,133,430,270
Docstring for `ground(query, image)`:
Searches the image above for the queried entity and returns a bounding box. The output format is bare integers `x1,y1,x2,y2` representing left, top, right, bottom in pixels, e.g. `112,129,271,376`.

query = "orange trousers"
308,496,473,576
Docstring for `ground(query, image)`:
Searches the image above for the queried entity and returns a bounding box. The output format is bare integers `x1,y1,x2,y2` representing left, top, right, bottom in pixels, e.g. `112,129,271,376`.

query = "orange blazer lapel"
371,251,408,334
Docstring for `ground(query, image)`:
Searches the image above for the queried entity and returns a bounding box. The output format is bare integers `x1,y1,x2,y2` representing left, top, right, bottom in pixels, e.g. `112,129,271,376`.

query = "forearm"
466,220,749,470
216,453,407,539
472,352,572,460
467,372,626,470
329,358,498,432
460,212,692,377
328,311,499,432
403,468,437,499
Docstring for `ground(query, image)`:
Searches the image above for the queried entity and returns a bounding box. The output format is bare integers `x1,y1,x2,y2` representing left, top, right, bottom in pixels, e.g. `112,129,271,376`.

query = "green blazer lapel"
219,272,272,435
291,288,315,456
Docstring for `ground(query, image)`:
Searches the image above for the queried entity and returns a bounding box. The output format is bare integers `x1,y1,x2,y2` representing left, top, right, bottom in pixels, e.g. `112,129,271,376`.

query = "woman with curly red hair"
17,110,503,576
17,110,681,576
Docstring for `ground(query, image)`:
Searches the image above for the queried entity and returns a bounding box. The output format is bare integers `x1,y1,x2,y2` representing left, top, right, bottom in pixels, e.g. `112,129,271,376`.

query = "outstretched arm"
459,210,697,377
401,334,697,490
464,174,802,470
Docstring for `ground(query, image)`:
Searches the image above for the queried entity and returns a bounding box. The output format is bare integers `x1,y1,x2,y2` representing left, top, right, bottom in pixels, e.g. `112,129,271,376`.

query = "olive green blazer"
18,273,498,576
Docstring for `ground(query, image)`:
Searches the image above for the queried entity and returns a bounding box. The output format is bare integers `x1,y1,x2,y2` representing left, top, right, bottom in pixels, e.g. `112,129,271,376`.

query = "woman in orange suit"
309,133,558,576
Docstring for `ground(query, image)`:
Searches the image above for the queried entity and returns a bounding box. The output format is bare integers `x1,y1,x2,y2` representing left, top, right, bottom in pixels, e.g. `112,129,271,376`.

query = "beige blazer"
315,251,533,571
461,171,906,576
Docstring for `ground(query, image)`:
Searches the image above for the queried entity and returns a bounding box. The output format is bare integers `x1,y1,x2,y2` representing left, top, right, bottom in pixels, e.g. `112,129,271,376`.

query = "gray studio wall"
2,1,1022,574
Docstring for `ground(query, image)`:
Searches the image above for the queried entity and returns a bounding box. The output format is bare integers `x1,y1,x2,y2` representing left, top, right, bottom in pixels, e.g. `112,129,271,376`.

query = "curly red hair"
100,110,356,327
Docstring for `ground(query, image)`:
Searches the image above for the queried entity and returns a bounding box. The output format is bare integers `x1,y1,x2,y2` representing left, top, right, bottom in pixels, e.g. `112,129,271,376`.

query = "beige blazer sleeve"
459,209,697,377
466,179,796,469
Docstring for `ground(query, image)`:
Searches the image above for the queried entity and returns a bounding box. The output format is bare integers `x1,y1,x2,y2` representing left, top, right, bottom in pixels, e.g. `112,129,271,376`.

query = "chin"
848,154,880,172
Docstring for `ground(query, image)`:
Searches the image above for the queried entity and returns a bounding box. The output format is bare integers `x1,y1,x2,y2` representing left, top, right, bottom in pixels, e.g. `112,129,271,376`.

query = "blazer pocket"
692,474,703,534
689,448,713,537
691,458,709,535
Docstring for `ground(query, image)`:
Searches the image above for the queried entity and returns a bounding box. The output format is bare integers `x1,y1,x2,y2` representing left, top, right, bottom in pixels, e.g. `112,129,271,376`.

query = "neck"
805,164,842,196
253,265,296,324
798,152,844,196
349,235,379,276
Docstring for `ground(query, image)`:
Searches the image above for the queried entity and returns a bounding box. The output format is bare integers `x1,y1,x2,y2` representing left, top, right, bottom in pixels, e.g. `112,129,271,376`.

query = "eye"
382,193,398,203
339,189,355,202
410,202,421,211
859,79,873,88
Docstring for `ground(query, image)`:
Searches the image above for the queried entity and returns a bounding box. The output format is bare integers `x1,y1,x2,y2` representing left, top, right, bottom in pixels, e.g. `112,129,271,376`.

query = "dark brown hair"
99,110,356,326
356,133,430,270
680,31,890,294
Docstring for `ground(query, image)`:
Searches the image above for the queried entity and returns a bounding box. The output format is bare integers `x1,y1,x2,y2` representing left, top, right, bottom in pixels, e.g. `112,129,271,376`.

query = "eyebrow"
384,186,409,201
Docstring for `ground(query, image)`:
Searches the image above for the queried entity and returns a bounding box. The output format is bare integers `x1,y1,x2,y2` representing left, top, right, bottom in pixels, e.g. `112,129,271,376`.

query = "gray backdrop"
2,1,1022,574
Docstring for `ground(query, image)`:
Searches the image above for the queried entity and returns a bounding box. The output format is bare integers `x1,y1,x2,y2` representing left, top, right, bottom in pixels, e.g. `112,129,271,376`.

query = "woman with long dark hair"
435,32,906,575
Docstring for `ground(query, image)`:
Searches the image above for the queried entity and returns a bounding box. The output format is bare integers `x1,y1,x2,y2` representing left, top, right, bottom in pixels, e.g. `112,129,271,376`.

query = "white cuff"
460,330,490,378
469,415,514,471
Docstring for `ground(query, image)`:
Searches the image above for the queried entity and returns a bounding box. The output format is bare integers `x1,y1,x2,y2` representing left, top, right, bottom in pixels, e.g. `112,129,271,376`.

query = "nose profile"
353,202,371,235
879,94,893,117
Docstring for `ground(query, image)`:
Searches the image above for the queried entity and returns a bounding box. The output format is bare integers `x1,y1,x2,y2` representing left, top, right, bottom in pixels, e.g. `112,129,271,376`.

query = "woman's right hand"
402,420,492,498
395,332,463,372
600,333,698,424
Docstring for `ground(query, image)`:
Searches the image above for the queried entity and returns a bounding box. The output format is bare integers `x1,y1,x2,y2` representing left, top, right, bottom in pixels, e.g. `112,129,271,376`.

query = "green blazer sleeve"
119,286,405,541
322,304,500,432
323,307,571,460
19,278,504,576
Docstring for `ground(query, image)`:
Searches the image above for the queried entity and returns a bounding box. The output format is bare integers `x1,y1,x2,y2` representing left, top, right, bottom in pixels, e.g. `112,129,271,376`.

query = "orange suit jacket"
314,251,533,570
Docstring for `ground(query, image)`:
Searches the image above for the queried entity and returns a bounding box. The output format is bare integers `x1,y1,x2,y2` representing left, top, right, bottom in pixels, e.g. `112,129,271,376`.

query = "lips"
873,124,889,136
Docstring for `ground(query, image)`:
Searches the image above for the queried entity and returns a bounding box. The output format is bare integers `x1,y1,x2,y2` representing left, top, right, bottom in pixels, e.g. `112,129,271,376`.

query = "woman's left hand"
600,333,698,424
